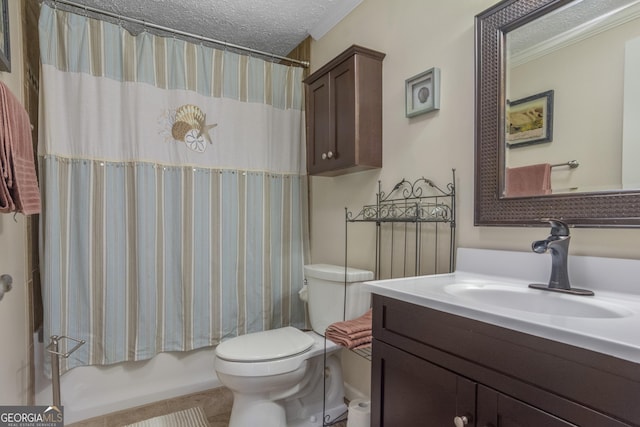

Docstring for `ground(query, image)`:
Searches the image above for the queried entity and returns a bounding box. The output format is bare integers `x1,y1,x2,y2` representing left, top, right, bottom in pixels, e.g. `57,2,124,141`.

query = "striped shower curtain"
38,4,308,375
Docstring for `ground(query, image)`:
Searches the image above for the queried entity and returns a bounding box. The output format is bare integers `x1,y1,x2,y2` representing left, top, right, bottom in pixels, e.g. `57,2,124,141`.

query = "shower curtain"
38,4,308,375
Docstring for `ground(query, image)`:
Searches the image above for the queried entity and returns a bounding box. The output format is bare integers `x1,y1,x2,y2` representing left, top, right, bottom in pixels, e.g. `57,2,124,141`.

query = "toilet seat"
216,326,315,362
214,328,340,377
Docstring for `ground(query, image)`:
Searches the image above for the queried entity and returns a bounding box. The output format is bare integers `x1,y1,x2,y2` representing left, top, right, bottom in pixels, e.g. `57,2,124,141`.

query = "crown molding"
309,0,363,40
510,4,640,67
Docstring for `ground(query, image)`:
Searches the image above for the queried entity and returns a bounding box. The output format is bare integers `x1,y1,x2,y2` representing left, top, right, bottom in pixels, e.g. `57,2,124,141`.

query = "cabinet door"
330,57,356,170
372,340,476,427
306,73,331,174
477,385,577,427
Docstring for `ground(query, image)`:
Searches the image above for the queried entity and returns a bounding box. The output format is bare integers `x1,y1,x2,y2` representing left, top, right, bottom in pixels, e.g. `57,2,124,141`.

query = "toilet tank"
303,264,374,335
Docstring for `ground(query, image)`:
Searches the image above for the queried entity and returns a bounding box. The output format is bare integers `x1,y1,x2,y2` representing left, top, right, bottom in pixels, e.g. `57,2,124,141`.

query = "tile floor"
66,387,348,427
66,387,233,427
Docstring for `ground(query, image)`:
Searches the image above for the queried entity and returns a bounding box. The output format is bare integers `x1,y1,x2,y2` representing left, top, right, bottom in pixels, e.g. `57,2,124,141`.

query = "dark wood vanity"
371,295,640,426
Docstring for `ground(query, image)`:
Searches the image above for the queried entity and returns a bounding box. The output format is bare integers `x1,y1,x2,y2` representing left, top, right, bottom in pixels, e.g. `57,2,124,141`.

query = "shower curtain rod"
49,0,310,68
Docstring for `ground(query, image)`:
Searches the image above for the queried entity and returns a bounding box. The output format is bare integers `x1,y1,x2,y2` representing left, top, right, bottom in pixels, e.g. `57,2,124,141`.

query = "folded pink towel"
0,82,40,214
325,332,371,349
325,309,372,350
504,163,551,197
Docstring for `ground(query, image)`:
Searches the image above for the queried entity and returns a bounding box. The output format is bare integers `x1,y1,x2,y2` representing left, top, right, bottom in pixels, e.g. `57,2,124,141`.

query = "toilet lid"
215,326,315,362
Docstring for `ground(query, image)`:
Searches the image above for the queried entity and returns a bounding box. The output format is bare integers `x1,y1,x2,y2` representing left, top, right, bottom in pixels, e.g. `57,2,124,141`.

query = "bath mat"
124,406,210,427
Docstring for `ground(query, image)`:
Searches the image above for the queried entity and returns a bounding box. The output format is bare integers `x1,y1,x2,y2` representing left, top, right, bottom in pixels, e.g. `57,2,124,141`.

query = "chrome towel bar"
551,160,579,169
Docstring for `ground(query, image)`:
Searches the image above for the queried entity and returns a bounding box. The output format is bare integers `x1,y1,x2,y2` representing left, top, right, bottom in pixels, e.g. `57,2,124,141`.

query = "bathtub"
34,334,222,424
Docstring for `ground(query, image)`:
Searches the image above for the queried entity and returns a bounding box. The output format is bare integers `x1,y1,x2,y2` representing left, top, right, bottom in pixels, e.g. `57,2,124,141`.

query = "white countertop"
364,248,640,364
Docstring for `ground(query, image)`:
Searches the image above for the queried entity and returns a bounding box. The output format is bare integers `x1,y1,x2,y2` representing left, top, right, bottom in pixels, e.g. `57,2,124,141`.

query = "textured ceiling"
509,0,640,54
62,0,362,57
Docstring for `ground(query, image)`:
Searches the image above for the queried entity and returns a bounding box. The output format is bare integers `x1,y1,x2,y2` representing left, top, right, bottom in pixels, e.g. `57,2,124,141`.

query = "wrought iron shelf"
347,203,454,224
346,173,456,226
344,170,457,280
340,170,457,363
352,346,372,361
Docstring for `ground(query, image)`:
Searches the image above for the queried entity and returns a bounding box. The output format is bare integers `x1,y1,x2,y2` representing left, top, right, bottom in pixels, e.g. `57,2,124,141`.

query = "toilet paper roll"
346,399,371,427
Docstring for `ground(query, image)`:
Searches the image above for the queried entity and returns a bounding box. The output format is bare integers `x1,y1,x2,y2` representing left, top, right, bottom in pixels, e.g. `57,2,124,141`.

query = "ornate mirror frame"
475,0,640,227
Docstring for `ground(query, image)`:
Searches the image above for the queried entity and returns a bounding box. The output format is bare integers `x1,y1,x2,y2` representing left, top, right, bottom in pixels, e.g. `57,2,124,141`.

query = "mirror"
505,0,640,195
475,0,640,227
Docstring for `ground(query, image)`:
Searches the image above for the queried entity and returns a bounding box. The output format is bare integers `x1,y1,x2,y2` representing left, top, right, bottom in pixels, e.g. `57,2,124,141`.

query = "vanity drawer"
372,295,640,426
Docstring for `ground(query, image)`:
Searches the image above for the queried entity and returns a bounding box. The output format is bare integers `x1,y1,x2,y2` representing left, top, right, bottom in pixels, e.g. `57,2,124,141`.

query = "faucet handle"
544,218,570,237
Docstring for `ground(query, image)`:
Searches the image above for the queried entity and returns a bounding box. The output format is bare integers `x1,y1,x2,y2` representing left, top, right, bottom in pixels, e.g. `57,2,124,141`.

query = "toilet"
214,264,373,427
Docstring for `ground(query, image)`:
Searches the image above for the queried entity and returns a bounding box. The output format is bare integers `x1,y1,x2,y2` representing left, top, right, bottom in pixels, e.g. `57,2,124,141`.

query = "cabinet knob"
321,152,327,160
327,150,334,159
454,416,469,427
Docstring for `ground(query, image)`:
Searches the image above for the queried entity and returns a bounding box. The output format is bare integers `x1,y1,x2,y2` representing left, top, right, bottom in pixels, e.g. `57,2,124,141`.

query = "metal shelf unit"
342,170,456,362
346,170,456,281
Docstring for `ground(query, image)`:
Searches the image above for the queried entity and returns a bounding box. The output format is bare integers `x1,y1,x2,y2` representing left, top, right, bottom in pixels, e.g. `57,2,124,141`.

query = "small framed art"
0,0,9,72
405,67,440,117
506,90,554,148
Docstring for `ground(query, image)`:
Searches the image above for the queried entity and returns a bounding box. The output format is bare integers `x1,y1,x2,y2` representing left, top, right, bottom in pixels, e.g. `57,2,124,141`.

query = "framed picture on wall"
405,67,440,117
506,90,554,148
0,0,9,72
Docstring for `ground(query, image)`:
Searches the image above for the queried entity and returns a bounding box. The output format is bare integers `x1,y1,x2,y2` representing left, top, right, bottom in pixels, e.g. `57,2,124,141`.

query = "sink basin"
445,283,634,319
364,251,640,363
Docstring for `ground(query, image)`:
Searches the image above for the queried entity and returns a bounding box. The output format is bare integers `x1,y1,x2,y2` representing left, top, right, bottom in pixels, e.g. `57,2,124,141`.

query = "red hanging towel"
0,82,40,214
505,163,552,197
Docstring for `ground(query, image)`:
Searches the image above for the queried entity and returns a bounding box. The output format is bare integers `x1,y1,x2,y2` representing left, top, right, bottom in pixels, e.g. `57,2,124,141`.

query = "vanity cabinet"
303,45,385,176
371,295,639,427
477,386,577,427
374,339,476,425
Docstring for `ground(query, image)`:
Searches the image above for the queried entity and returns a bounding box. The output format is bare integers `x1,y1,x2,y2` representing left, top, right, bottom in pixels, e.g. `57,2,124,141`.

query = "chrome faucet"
528,219,594,296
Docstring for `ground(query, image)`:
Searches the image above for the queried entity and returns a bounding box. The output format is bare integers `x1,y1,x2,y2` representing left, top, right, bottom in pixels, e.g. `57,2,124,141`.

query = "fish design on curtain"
38,3,309,376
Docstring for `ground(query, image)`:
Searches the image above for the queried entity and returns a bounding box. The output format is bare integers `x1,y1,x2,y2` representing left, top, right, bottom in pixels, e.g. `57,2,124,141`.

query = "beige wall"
508,17,640,193
308,0,640,398
308,0,640,270
0,0,29,405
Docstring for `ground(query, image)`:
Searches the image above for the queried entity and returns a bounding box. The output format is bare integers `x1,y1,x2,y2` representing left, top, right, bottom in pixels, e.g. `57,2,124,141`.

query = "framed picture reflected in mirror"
506,90,554,148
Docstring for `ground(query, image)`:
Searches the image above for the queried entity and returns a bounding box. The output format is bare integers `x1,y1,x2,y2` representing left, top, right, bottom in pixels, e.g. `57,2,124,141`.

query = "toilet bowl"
215,327,345,427
213,264,373,427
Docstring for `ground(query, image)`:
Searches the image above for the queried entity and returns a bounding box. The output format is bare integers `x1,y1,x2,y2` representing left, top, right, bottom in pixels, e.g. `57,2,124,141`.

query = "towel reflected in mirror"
504,163,552,197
